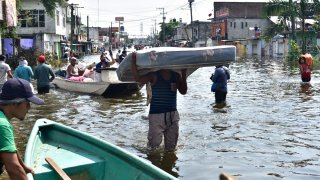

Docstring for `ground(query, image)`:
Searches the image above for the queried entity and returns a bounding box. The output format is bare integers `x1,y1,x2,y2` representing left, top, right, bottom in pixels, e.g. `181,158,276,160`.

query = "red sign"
215,8,229,18
115,17,124,21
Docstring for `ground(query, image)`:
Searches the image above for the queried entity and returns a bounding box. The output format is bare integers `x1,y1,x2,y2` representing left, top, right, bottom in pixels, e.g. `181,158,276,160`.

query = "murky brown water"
1,55,320,179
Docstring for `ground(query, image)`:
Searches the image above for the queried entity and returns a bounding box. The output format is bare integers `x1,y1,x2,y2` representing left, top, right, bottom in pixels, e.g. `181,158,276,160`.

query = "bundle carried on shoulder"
116,45,236,81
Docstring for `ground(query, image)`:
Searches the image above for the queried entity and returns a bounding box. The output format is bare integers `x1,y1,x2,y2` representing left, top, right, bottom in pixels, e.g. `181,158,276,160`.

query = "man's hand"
23,165,34,175
181,69,187,78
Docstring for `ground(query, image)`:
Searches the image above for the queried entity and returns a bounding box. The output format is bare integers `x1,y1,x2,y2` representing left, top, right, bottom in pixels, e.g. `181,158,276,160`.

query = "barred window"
20,10,45,28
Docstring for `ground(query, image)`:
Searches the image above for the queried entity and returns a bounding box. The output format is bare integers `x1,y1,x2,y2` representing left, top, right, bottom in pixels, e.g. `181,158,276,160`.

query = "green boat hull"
24,119,177,180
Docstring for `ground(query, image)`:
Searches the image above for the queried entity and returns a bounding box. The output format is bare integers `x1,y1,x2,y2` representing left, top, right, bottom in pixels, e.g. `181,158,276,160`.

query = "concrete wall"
227,18,271,40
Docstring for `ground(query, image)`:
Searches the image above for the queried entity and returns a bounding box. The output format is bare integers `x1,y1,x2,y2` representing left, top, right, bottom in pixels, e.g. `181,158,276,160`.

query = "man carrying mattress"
131,52,188,152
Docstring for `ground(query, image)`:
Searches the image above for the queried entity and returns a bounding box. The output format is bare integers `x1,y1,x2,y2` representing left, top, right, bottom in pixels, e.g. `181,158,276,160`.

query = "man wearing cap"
34,55,55,94
0,55,13,92
0,78,44,179
13,57,34,82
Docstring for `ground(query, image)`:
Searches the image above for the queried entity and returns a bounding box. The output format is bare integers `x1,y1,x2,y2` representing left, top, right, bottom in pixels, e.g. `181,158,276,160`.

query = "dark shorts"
37,85,50,94
215,91,227,103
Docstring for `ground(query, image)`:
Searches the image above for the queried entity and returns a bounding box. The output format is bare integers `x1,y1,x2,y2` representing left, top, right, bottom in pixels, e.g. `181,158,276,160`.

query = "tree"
158,19,179,44
39,0,66,17
263,0,320,53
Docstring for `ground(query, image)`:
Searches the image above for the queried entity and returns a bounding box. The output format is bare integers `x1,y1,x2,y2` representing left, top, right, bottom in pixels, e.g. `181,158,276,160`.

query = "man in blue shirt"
211,65,229,104
34,55,55,93
13,57,33,82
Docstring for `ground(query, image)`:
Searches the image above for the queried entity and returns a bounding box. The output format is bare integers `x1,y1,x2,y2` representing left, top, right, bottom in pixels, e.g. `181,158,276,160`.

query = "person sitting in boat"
118,50,127,64
95,51,116,82
299,55,311,82
66,57,80,78
83,64,95,82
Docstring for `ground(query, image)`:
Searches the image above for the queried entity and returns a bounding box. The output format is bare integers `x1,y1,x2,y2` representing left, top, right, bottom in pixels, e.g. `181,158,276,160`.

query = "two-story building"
173,19,211,47
16,0,70,58
210,1,273,57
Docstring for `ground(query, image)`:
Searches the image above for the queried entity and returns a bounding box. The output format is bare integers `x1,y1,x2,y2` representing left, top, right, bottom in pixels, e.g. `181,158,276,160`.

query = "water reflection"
147,151,178,177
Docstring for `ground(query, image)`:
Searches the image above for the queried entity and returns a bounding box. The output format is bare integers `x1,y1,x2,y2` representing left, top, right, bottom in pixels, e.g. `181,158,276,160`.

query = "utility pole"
69,4,83,47
157,8,166,46
152,19,157,46
70,4,76,46
188,0,194,47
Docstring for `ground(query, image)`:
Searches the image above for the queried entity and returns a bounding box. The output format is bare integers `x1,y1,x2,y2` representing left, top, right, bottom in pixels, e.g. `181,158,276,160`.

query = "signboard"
215,7,229,18
120,26,124,32
115,17,124,21
111,27,119,32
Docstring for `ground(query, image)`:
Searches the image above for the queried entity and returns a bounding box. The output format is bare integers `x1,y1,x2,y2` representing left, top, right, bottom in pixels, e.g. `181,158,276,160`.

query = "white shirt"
0,61,11,84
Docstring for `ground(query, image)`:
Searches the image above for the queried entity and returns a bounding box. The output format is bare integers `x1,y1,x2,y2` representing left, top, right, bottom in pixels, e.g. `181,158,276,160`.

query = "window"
245,22,248,27
20,10,45,27
56,10,60,26
62,14,66,28
241,22,244,29
230,22,232,27
233,22,236,28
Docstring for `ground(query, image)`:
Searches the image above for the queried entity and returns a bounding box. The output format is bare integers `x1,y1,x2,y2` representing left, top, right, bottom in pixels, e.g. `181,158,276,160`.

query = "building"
210,1,273,56
173,19,211,47
16,0,70,57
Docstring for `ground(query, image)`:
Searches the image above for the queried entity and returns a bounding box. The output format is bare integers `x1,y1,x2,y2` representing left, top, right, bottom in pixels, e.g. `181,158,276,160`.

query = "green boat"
24,119,177,180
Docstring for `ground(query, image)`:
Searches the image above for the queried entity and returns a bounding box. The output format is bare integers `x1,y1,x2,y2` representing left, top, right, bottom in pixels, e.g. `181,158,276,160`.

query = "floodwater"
2,55,320,180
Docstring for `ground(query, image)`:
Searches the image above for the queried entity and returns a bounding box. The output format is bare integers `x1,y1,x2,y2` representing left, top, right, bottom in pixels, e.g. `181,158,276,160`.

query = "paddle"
45,157,71,180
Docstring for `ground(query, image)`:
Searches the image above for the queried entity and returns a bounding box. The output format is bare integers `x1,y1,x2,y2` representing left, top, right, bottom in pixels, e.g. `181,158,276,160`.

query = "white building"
16,0,69,57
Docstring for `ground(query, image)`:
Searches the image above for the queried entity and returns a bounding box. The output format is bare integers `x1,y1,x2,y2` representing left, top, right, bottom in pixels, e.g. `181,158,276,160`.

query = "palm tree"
263,0,320,53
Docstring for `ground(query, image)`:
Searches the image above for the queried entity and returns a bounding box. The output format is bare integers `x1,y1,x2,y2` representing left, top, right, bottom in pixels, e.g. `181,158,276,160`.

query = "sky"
67,0,215,37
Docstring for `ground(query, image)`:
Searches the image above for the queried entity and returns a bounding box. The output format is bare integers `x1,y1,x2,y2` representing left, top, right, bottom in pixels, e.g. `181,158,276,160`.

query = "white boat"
53,68,143,96
52,77,109,95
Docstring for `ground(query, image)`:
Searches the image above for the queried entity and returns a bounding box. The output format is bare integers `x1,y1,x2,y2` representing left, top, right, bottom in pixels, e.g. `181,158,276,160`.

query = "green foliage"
261,24,285,43
287,40,301,65
313,15,320,32
40,0,66,17
158,19,179,43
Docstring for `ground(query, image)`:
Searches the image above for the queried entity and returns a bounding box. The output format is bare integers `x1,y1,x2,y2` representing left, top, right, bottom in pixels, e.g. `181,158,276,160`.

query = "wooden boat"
24,119,177,180
53,68,143,96
52,77,109,95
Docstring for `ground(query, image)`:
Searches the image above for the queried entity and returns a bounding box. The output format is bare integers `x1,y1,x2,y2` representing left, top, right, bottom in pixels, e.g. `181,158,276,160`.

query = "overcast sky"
68,0,216,37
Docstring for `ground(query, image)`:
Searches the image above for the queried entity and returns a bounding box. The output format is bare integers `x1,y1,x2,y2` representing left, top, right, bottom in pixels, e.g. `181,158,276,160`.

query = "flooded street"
4,55,320,179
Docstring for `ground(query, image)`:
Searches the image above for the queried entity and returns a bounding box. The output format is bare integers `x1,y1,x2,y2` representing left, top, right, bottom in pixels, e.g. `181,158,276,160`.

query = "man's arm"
131,52,153,84
0,152,28,180
16,151,34,175
7,70,13,79
177,69,187,95
49,68,55,81
108,50,116,66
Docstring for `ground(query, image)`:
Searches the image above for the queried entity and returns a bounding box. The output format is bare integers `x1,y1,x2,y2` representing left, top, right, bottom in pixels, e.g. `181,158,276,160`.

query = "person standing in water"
299,55,311,82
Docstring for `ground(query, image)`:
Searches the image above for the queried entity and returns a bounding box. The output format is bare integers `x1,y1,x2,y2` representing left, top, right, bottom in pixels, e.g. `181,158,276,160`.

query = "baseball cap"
38,55,45,62
0,78,44,105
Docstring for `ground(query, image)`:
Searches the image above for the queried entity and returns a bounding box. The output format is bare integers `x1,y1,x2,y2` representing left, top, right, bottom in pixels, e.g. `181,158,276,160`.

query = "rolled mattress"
116,45,236,81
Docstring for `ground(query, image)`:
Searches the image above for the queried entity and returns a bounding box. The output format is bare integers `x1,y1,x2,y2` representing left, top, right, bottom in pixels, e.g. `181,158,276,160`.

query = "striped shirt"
149,71,177,114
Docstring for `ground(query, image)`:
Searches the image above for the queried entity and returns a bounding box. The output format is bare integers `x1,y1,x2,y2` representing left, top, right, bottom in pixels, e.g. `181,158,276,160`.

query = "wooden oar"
45,157,71,180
